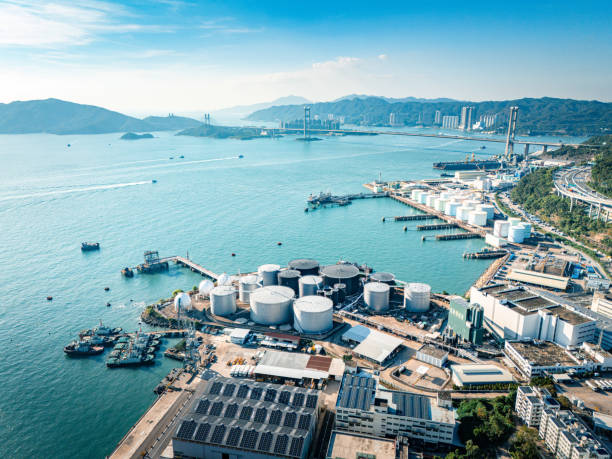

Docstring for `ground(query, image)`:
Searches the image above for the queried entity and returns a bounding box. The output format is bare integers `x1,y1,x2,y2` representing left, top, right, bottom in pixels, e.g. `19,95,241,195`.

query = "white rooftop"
352,328,404,364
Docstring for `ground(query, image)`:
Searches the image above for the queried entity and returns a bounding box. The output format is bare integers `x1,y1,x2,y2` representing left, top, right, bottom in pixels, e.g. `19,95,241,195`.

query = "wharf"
168,256,219,281
391,215,438,221
307,191,387,209
435,233,481,240
416,223,458,231
463,249,508,259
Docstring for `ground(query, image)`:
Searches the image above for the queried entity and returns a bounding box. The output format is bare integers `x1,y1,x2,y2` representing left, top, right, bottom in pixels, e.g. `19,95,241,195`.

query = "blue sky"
0,0,611,115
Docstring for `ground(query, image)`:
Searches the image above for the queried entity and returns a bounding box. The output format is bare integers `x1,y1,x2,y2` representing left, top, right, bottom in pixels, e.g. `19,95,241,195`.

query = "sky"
0,0,611,115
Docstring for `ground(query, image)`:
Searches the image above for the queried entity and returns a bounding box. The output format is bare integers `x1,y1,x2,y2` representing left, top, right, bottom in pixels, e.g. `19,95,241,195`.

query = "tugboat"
121,267,134,278
64,340,104,356
238,154,244,159
81,242,100,251
151,179,157,184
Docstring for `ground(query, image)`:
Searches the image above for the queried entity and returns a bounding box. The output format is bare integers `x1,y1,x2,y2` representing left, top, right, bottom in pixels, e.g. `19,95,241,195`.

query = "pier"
463,249,508,259
416,223,458,231
307,191,387,209
435,233,481,240
168,256,219,281
392,215,439,221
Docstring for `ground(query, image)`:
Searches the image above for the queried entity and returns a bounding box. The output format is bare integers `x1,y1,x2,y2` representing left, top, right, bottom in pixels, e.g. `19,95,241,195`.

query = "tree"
510,426,539,459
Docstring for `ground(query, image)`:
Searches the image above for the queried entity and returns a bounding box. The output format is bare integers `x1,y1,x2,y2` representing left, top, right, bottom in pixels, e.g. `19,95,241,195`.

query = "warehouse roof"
451,364,514,386
254,350,340,381
173,376,318,458
353,330,404,364
342,324,372,343
327,431,395,459
336,374,377,411
546,306,592,325
417,344,449,360
507,269,569,290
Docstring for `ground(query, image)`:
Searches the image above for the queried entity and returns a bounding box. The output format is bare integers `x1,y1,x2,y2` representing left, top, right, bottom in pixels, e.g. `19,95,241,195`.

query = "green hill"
247,96,612,136
0,98,202,135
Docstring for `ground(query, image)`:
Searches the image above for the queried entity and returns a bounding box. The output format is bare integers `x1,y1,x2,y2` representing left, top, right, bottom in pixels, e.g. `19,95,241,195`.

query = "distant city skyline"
0,0,611,116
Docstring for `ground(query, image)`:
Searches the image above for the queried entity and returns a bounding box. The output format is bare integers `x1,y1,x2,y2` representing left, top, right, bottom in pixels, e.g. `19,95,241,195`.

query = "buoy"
403,226,407,232
106,302,111,307
104,287,110,291
46,296,53,301
231,253,236,257
277,242,282,246
382,217,385,222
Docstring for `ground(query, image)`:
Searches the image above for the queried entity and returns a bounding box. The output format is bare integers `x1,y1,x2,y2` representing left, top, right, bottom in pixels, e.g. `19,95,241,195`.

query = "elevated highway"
554,166,612,222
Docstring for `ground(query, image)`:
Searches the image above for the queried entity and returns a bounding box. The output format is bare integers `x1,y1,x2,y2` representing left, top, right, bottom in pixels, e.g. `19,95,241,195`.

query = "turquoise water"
0,130,583,458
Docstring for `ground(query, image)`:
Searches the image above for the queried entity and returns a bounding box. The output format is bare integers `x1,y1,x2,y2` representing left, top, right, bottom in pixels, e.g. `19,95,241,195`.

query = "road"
554,166,612,220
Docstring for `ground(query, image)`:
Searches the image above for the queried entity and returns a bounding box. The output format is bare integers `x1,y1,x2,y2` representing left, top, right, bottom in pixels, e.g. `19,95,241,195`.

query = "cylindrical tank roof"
371,272,395,283
258,264,281,273
278,269,300,279
294,295,333,313
240,275,259,285
300,275,323,285
364,282,390,293
288,259,319,271
211,285,235,296
321,264,360,279
250,285,295,304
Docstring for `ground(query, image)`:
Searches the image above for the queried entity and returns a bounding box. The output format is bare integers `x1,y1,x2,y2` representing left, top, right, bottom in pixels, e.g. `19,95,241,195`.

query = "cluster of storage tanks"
203,257,434,334
493,217,532,243
410,188,494,227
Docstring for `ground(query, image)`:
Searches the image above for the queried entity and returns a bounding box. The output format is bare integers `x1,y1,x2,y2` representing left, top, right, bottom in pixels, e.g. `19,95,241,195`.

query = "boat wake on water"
0,180,150,202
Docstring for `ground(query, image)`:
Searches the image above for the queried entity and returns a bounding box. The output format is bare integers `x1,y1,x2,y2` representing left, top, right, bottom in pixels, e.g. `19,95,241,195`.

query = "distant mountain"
211,95,311,119
247,96,612,136
333,94,459,103
0,98,202,134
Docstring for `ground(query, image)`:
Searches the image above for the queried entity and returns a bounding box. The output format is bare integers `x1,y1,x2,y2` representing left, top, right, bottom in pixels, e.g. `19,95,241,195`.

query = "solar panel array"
226,426,242,447
274,434,289,455
176,420,197,440
176,377,319,458
210,425,226,444
337,374,376,411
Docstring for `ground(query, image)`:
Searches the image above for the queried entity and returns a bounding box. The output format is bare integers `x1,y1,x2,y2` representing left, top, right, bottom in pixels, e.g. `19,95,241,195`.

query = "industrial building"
592,293,612,320
172,376,320,459
470,285,597,346
539,409,610,459
325,431,397,459
253,350,345,384
447,296,485,345
335,374,456,445
450,364,514,387
581,342,612,371
260,332,300,351
507,254,570,290
504,340,603,378
293,295,333,334
342,325,404,366
515,386,560,427
229,328,251,344
416,344,448,368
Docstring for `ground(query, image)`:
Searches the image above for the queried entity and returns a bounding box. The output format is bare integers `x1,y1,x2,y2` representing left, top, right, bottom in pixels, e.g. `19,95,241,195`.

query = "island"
120,132,154,140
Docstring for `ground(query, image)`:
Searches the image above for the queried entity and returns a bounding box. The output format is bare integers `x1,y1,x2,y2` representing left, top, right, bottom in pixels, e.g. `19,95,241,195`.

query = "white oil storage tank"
411,189,422,201
477,204,495,220
521,222,532,238
508,225,525,243
299,275,323,297
468,210,487,226
210,285,236,316
288,258,320,276
404,283,431,312
419,193,430,204
321,264,361,295
445,201,461,216
456,206,472,222
174,292,192,312
494,220,510,237
293,295,333,334
426,194,438,207
435,198,448,212
239,275,259,303
364,282,390,312
258,264,280,286
250,285,295,325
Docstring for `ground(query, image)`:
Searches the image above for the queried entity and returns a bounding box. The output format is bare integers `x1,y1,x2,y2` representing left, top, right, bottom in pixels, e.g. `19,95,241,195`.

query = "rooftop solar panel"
194,423,211,442
279,391,291,405
209,401,224,417
226,426,242,447
265,388,277,402
291,393,305,408
176,420,197,440
306,394,318,408
250,387,263,400
283,412,297,429
223,383,236,397
236,384,249,398
195,399,210,415
224,403,238,418
289,436,304,457
210,425,226,444
258,432,273,452
274,434,289,455
240,429,259,450
209,381,223,395
254,407,267,423
298,414,311,431
269,410,282,425
239,406,253,421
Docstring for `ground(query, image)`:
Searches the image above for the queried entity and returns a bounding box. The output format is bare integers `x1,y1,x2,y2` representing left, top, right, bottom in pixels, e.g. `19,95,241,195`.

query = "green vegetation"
529,376,557,396
172,289,183,297
173,339,186,352
342,354,353,362
494,193,520,218
177,124,264,140
511,167,612,255
120,132,153,140
509,426,539,459
247,97,612,136
444,391,516,458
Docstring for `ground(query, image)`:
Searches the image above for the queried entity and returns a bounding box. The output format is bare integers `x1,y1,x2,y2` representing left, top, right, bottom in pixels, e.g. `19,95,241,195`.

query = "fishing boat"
64,340,104,356
81,242,100,251
121,267,134,277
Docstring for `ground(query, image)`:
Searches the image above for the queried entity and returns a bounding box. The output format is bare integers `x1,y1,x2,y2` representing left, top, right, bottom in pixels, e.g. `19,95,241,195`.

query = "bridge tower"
504,106,519,159
303,106,311,140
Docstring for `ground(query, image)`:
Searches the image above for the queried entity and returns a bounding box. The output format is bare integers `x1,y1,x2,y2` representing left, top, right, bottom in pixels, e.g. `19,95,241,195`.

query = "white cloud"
378,54,388,61
0,0,163,47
